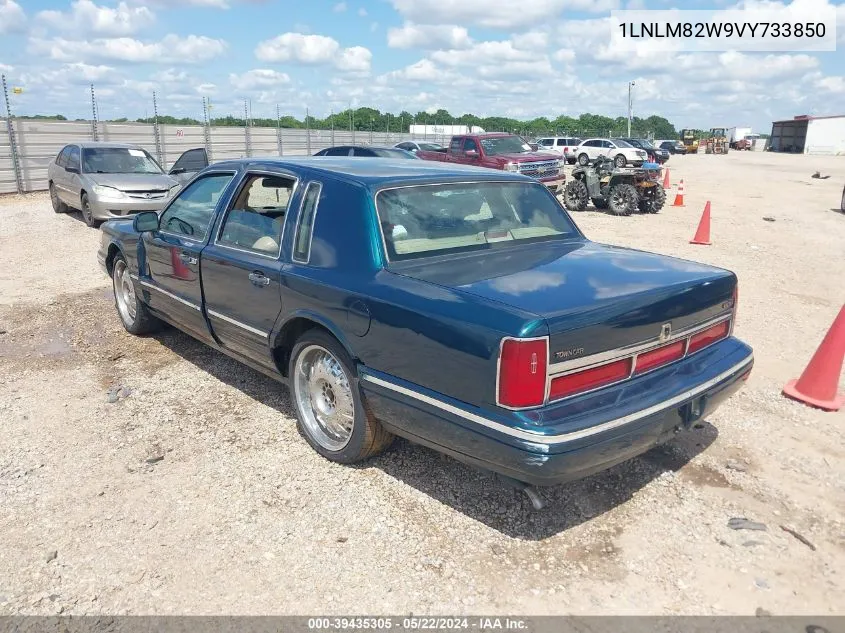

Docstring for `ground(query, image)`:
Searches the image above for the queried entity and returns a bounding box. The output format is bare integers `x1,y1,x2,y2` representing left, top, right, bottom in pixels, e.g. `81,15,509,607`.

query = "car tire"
80,193,100,228
608,183,638,216
578,153,589,166
563,179,589,212
615,154,627,168
49,182,68,214
111,253,162,335
290,329,394,464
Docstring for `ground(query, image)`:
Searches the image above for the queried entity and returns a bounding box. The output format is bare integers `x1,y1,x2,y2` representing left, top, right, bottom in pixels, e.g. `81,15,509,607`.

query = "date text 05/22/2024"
307,618,528,630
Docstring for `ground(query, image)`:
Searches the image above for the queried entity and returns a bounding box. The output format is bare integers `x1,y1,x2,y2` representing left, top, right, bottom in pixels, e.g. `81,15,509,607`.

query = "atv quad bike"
563,155,666,216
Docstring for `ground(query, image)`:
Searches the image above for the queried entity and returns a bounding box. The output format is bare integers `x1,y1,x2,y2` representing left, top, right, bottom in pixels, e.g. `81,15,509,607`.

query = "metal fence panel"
14,120,92,193
159,124,206,168
0,120,15,194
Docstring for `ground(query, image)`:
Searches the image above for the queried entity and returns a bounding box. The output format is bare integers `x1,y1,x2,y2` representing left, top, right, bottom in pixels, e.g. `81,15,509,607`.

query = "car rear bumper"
360,338,753,486
88,196,170,221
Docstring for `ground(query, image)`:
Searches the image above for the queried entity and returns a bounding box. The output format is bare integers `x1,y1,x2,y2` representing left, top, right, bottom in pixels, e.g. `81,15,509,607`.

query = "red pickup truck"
416,133,566,193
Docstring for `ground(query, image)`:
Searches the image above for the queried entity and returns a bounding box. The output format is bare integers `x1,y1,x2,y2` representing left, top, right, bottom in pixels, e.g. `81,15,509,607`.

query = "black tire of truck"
608,183,638,216
289,329,394,464
638,184,667,214
563,179,589,211
111,253,163,336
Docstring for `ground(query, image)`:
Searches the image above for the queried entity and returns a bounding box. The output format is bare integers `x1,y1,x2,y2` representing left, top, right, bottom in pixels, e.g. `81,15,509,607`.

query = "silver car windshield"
82,147,163,174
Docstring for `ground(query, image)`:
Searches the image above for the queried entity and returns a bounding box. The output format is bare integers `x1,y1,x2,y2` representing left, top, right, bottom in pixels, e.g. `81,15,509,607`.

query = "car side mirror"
465,149,479,158
133,211,159,233
66,166,79,174
170,167,186,175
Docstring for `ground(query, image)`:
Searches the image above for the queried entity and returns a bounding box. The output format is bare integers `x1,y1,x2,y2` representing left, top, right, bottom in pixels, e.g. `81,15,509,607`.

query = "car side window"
323,147,350,157
603,140,615,148
449,138,462,153
56,147,70,167
292,182,323,263
217,174,294,257
556,139,566,146
160,173,234,241
463,138,479,154
171,148,208,172
353,148,376,157
585,140,598,147
66,146,81,170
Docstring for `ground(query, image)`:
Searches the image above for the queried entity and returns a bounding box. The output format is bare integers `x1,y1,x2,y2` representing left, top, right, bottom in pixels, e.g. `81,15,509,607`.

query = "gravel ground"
0,152,843,616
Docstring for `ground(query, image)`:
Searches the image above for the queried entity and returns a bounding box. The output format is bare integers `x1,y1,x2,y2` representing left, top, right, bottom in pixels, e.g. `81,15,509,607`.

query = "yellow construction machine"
703,128,730,154
679,128,699,154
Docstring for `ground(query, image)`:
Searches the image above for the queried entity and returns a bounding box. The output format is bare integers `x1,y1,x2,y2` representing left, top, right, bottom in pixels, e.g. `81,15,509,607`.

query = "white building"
769,114,845,155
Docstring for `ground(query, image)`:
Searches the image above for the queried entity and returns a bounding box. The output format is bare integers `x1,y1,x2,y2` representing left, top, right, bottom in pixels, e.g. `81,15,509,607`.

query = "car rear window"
375,182,578,261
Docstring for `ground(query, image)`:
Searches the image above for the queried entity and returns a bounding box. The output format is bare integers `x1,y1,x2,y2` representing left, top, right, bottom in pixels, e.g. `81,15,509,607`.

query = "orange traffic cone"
672,179,685,206
662,167,671,190
783,305,845,411
689,201,711,245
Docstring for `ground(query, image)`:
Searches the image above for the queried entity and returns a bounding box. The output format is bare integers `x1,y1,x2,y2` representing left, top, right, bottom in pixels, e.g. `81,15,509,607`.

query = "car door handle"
248,271,270,287
178,252,198,265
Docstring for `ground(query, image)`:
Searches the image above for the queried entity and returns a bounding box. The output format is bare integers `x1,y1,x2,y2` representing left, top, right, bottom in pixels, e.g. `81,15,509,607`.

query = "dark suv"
620,138,670,164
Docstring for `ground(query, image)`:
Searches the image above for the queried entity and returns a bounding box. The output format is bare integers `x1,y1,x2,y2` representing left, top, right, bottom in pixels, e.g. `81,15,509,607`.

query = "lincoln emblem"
659,323,672,342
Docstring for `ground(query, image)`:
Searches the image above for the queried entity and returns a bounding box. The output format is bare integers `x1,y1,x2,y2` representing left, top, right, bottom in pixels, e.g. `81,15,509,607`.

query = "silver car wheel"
293,345,355,452
113,260,136,325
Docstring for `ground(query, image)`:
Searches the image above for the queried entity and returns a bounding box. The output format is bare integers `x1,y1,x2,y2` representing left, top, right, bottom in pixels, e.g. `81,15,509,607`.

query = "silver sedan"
47,142,183,227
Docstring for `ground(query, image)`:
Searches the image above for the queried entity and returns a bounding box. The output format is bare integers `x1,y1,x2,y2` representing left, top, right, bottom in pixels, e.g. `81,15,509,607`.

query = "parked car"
619,138,670,164
658,140,686,155
574,139,648,167
394,141,447,154
98,157,753,492
533,137,582,164
416,133,566,193
314,145,418,159
48,142,183,227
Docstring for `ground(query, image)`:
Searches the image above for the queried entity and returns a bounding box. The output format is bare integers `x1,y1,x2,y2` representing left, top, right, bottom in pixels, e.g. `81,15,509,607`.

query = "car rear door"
140,171,237,342
62,145,83,205
200,171,295,367
52,147,71,202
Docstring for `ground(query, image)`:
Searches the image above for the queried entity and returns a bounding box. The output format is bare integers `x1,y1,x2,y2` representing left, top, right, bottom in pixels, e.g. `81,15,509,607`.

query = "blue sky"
1,0,844,132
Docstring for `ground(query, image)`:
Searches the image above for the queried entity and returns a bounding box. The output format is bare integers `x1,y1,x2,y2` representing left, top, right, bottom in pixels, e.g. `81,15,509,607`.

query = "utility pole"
90,83,99,141
305,106,311,155
330,109,335,146
152,91,162,165
369,117,373,144
276,104,283,156
350,103,355,144
201,96,212,162
243,98,252,157
2,74,23,194
627,81,635,137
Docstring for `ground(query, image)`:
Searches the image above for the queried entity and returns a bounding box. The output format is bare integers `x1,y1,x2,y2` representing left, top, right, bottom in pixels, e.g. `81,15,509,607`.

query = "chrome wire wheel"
293,345,355,452
113,259,136,325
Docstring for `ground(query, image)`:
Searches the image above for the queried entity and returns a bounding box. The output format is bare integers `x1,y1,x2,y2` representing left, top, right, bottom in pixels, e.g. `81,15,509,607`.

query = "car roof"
71,142,147,149
206,157,534,187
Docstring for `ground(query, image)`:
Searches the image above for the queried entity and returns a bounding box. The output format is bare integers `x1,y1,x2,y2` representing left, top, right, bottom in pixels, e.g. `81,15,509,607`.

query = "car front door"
140,171,237,341
200,172,295,367
584,140,602,160
462,137,481,163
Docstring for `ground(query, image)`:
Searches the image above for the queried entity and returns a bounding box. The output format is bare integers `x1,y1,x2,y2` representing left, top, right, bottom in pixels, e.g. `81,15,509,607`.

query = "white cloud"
28,34,228,64
229,69,291,90
387,22,473,49
332,1,346,11
195,83,217,94
815,76,845,93
134,0,228,7
390,0,618,29
0,0,27,34
370,22,379,32
336,46,372,72
0,63,14,73
37,0,155,36
430,40,537,66
151,68,188,83
255,32,371,72
357,7,367,15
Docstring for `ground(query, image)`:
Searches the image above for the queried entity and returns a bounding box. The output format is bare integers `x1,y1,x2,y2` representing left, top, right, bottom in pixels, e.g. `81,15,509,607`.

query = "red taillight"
549,358,632,400
634,341,685,375
498,338,548,408
688,321,730,354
